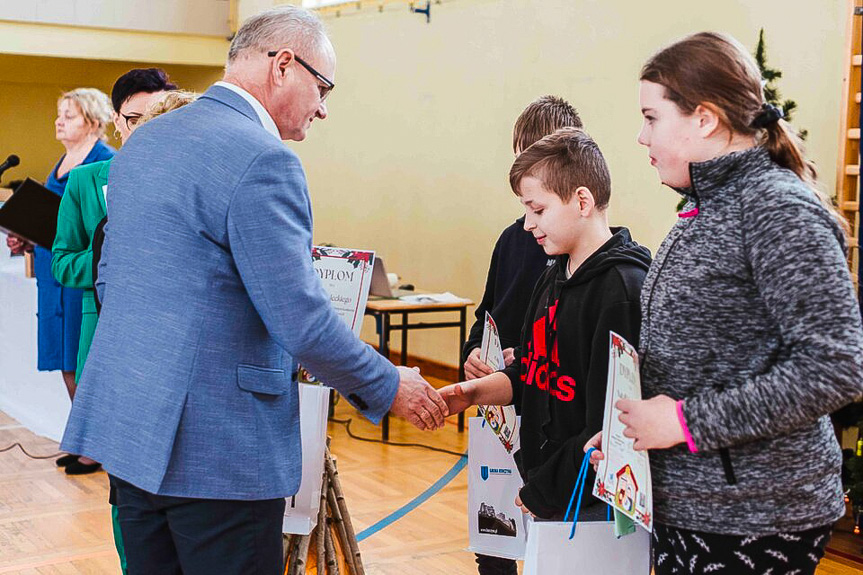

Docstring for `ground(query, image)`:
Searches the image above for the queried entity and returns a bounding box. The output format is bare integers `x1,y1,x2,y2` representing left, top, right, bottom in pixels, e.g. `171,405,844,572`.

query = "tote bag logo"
481,465,513,481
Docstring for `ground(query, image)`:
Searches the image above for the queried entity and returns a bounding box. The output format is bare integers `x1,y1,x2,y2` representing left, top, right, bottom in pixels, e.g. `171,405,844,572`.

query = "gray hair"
227,5,328,65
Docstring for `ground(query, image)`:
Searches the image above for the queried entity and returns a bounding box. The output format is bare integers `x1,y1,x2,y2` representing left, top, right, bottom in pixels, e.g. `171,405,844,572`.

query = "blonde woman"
28,89,115,465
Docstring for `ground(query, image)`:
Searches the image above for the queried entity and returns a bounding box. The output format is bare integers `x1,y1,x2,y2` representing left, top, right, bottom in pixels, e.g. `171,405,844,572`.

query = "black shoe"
64,460,102,475
55,454,79,467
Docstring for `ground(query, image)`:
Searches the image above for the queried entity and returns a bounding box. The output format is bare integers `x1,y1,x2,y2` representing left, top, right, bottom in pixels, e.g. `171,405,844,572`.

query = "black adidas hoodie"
502,227,651,518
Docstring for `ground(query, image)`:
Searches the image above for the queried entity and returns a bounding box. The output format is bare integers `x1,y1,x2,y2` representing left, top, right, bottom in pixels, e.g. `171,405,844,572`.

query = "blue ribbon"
563,447,603,540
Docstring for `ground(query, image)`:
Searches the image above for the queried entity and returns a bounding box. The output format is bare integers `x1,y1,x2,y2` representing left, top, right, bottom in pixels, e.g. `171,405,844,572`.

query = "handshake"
389,366,484,431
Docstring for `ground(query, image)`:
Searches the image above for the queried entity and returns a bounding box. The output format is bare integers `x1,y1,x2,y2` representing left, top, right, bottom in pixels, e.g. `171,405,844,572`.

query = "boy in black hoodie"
441,127,651,520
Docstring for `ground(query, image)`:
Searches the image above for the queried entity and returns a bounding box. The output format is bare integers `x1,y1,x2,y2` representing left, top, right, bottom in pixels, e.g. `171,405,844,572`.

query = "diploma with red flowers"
298,246,375,384
592,331,653,532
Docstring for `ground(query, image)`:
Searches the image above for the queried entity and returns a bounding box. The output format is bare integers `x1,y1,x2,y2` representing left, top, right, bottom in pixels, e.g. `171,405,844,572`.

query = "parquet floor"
0,390,861,574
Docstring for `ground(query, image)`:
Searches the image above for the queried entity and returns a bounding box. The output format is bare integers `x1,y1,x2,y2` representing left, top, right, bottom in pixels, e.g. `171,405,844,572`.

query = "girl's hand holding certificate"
584,394,685,464
616,395,685,451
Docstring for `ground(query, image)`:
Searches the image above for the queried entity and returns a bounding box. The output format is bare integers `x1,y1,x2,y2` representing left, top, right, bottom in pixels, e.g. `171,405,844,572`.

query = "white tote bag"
523,448,651,575
282,383,331,535
467,417,528,560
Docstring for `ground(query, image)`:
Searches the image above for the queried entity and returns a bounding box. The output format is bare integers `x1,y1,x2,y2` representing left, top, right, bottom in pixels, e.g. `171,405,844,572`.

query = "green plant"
755,28,807,139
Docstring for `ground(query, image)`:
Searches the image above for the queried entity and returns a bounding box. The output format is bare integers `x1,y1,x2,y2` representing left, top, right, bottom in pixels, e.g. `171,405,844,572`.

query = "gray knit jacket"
640,146,863,535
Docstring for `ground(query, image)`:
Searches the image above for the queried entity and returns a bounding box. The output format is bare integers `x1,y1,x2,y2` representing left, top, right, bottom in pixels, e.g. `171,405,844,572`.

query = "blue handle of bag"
562,447,596,540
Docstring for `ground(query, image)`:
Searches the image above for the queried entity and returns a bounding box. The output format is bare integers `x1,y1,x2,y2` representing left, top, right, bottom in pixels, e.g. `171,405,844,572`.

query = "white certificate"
311,245,375,336
299,246,375,384
592,331,653,532
477,312,519,454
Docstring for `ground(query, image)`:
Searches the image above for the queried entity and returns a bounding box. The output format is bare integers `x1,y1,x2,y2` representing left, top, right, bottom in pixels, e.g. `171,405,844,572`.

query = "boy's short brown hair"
512,95,583,154
509,127,611,209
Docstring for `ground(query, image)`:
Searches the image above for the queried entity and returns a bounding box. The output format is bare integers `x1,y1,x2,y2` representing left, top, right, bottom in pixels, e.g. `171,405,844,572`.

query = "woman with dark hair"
110,68,178,143
587,32,863,574
51,68,179,575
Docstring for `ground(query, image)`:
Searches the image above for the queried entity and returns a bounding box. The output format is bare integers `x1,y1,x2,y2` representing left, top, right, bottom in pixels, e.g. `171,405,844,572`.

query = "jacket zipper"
641,177,738,486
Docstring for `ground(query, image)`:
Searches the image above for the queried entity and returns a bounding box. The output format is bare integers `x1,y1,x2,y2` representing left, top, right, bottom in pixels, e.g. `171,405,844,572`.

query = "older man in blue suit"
61,6,448,574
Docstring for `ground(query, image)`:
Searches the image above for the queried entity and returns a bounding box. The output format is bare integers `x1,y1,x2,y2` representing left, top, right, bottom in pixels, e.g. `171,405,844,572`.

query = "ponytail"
762,120,850,236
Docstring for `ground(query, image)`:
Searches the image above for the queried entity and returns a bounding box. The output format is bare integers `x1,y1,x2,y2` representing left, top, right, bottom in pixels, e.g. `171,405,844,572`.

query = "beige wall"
290,0,848,368
0,54,224,186
0,1,231,37
0,0,848,371
0,20,229,66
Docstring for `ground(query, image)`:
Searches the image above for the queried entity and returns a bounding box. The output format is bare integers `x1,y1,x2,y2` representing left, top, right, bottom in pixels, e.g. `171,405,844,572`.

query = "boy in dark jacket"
463,96,582,575
463,96,581,380
442,128,650,520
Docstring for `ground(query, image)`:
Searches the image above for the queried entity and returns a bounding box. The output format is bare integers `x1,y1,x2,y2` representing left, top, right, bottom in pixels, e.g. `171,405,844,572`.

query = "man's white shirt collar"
214,81,281,141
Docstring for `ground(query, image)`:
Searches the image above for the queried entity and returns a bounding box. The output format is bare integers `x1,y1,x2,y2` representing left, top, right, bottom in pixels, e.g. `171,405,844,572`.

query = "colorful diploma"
592,331,653,532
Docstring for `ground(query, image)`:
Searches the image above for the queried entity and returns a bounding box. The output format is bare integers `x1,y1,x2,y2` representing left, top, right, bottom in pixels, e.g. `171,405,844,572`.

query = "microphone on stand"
0,155,20,183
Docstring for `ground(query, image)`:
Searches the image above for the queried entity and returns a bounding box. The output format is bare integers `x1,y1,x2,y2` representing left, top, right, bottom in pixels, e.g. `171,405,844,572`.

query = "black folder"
0,178,61,248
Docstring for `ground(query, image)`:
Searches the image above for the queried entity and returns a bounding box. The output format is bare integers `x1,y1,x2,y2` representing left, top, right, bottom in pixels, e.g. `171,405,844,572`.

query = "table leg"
400,312,408,366
458,307,467,433
381,312,391,441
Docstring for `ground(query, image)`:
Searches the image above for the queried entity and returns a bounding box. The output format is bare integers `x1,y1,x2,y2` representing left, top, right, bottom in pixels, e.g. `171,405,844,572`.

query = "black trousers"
110,475,286,575
652,522,834,575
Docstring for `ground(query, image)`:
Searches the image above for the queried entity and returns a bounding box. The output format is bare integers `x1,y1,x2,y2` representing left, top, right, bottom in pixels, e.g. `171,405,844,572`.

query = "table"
0,241,71,441
365,295,473,440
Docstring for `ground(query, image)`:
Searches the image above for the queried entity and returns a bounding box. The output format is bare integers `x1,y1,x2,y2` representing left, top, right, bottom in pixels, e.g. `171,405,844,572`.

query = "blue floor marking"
356,453,468,542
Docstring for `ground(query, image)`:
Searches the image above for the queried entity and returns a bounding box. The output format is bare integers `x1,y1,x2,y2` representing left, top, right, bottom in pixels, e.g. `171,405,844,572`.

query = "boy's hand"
514,492,536,518
502,347,516,367
584,431,604,472
464,348,494,380
438,382,475,416
617,395,685,451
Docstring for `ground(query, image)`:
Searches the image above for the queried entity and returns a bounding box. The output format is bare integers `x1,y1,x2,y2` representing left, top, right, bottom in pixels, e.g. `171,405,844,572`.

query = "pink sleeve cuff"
676,400,698,453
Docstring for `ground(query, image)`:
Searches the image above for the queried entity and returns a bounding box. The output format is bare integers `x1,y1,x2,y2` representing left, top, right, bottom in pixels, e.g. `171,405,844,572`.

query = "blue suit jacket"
61,85,399,500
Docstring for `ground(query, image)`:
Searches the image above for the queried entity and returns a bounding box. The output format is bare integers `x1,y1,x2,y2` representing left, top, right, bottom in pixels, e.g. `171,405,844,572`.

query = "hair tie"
751,103,784,128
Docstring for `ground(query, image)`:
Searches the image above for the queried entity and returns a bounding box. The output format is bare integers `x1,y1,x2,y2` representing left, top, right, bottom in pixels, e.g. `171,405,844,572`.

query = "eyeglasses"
120,112,143,130
267,50,335,102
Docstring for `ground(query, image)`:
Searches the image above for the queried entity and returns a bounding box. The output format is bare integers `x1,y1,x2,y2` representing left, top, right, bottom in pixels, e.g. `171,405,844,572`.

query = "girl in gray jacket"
588,32,863,574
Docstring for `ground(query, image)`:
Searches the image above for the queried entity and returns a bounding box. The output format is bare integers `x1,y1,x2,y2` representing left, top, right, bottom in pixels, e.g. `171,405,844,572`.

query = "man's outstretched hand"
390,366,449,431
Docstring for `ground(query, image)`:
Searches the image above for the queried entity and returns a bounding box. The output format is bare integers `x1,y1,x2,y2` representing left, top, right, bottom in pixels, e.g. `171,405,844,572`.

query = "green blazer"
51,158,111,381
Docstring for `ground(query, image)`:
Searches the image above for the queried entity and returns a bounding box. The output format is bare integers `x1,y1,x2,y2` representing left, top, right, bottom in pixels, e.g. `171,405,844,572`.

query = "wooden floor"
1,391,862,574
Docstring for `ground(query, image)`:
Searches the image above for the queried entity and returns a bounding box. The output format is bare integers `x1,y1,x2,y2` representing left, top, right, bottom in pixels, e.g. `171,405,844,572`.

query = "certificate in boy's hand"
477,312,519,454
592,331,653,532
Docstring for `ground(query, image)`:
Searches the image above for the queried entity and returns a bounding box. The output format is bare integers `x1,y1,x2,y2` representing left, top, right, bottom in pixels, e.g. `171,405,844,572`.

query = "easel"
283,445,365,575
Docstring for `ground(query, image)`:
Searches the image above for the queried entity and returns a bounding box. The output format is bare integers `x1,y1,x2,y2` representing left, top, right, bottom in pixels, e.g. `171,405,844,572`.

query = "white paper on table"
477,312,519,454
398,291,470,304
591,331,653,532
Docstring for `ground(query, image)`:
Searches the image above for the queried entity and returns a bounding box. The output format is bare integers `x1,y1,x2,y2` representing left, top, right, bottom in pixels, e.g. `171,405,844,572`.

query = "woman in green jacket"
52,69,177,470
